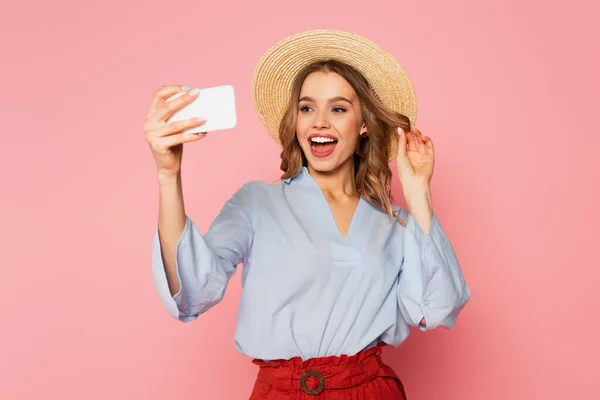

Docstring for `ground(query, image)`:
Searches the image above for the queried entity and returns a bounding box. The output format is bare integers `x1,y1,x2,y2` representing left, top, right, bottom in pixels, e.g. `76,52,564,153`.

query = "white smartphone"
165,84,237,134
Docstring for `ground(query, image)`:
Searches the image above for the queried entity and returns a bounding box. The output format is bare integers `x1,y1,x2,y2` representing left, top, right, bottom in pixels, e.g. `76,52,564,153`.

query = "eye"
332,107,347,113
299,106,312,112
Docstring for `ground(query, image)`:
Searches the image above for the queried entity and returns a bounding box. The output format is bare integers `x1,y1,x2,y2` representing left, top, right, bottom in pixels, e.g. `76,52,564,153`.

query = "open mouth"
309,137,338,157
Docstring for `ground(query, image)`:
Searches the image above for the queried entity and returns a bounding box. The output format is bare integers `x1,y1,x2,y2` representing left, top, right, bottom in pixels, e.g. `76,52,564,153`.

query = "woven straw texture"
251,29,418,162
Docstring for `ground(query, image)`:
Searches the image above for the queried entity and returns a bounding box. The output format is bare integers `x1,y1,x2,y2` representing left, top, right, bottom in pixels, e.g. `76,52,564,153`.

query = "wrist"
401,181,431,199
403,184,433,214
157,170,181,186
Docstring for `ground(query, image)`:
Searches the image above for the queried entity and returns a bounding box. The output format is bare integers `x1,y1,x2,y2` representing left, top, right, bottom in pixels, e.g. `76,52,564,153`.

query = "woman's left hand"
395,127,435,188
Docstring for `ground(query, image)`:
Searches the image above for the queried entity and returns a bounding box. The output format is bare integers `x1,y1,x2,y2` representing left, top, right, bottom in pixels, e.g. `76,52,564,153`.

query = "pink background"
1,0,598,399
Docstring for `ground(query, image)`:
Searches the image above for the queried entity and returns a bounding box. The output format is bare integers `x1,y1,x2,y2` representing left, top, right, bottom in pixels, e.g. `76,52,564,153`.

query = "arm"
396,185,471,331
151,177,255,322
155,172,187,297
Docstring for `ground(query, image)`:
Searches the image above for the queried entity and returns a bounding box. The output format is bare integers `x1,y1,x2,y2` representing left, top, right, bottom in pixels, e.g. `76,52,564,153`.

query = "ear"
360,122,368,136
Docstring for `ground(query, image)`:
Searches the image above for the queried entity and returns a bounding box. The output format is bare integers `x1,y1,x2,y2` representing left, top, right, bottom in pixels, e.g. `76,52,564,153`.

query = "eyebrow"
298,96,353,105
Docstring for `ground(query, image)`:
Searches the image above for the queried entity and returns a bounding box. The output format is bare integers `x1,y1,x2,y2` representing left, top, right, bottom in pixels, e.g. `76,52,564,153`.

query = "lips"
308,134,338,158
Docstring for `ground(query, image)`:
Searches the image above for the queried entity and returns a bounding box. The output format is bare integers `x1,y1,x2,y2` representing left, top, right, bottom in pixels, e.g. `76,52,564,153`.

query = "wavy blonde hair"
278,60,412,227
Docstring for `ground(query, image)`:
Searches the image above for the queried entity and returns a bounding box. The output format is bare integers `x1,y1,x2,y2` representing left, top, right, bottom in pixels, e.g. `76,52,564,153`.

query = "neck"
306,158,358,199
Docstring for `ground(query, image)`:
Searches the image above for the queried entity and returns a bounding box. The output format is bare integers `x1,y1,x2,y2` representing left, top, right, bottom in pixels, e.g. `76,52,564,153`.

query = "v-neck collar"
287,166,364,241
282,166,309,184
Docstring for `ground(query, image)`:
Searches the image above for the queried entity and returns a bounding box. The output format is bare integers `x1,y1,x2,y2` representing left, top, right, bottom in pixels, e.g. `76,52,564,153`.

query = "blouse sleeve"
396,208,471,331
151,182,255,322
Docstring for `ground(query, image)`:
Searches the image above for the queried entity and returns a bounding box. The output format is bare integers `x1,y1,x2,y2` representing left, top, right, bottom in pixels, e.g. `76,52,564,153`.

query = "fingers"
155,88,200,121
396,127,407,158
409,128,430,154
421,135,435,157
154,117,207,138
157,131,208,149
144,117,207,143
413,128,426,154
397,126,435,160
147,85,200,122
147,85,189,118
407,128,419,152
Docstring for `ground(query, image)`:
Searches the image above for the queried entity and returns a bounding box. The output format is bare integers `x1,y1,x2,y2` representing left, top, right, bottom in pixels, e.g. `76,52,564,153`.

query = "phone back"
166,85,237,134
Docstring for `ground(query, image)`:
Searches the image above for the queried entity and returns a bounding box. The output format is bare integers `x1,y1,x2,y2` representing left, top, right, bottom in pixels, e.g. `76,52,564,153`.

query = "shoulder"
230,179,285,204
238,179,282,194
358,200,409,229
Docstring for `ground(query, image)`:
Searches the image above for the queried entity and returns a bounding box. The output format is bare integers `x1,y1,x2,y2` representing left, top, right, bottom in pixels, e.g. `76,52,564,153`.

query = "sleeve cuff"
400,209,470,330
151,216,192,321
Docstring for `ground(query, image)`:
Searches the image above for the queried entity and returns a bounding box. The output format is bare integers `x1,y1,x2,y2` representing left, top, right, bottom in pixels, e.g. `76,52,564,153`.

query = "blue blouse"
152,166,471,361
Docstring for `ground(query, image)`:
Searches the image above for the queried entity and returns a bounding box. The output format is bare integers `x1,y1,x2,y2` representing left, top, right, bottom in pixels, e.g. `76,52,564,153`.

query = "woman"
145,30,471,399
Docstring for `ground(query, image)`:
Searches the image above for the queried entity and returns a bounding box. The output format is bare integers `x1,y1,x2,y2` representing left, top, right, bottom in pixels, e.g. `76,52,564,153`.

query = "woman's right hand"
143,85,208,178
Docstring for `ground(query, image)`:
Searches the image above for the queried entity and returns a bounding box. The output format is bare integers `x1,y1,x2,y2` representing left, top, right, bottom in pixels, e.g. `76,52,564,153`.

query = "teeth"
310,137,336,143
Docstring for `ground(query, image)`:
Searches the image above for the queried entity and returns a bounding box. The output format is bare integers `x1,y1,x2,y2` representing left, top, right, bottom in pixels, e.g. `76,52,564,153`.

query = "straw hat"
251,29,418,162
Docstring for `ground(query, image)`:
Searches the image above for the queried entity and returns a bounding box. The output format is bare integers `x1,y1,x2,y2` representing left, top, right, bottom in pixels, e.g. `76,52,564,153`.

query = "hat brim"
251,29,418,163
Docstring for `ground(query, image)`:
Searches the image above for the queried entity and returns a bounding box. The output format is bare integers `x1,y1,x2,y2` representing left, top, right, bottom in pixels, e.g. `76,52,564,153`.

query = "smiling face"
296,71,366,173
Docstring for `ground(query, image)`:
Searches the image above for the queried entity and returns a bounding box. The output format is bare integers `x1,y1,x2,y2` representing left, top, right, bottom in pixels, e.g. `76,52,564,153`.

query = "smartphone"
165,84,237,134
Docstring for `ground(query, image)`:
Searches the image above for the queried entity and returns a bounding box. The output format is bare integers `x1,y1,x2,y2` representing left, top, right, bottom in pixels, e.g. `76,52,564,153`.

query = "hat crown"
251,29,418,162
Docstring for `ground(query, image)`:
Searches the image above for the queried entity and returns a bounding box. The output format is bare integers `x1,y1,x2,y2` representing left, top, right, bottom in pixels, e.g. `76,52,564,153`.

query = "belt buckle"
300,370,325,395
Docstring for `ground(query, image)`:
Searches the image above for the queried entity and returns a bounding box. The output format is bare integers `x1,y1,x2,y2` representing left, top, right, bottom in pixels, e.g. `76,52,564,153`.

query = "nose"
313,109,330,129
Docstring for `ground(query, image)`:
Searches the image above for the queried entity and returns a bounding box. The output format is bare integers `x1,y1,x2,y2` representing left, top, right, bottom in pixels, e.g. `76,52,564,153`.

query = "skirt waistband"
251,343,396,395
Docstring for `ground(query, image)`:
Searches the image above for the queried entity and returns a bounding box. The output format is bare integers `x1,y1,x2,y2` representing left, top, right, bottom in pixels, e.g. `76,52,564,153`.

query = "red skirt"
249,343,407,399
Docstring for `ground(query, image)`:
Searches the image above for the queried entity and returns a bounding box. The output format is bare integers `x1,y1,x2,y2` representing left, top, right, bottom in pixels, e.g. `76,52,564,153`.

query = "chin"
305,153,353,173
308,162,336,173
